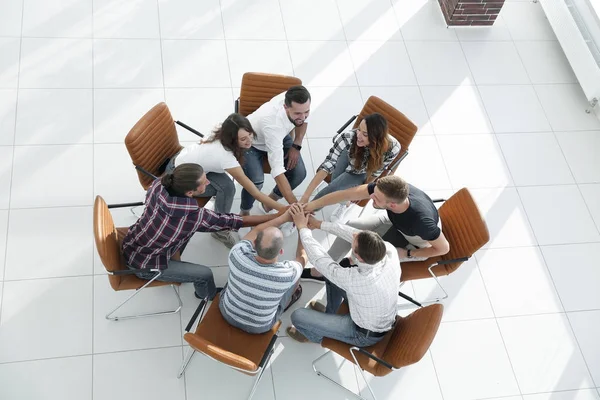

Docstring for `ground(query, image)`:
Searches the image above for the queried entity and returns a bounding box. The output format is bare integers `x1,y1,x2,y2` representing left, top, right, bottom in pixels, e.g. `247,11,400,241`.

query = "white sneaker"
330,203,351,223
211,230,240,248
279,221,296,237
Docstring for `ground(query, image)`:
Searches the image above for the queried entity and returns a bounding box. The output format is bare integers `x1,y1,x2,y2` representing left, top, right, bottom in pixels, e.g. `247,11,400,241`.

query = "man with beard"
240,86,310,226
301,175,450,282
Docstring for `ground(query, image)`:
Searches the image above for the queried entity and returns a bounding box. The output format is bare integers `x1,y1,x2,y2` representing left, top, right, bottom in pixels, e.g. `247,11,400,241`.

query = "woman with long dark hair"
300,113,400,222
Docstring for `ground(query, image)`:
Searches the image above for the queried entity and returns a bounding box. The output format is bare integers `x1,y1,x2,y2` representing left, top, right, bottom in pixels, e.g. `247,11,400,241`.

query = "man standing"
240,86,310,217
219,207,308,334
286,208,400,347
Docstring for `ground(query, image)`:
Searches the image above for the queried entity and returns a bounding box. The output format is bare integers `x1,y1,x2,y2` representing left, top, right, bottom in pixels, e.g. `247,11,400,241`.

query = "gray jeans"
313,149,366,202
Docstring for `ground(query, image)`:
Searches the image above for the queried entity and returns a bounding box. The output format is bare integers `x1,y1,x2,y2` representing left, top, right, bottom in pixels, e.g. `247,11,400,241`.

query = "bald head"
255,227,284,260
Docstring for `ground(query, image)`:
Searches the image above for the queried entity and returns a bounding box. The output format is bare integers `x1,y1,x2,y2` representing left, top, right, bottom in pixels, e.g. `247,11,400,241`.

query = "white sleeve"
221,150,241,170
320,221,360,243
263,124,286,178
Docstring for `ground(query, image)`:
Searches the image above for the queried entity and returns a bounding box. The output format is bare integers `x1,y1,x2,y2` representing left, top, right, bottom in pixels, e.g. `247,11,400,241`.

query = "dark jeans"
240,134,307,212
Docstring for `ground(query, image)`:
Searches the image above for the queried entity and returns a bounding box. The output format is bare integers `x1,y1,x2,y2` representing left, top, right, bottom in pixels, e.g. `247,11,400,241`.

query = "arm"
241,211,286,229
295,234,308,268
227,167,284,211
402,232,450,259
309,217,359,244
263,125,299,204
300,170,328,203
274,174,298,204
305,184,370,211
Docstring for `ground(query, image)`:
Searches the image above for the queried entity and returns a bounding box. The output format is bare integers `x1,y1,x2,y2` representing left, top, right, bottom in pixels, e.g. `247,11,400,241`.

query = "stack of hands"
275,203,322,231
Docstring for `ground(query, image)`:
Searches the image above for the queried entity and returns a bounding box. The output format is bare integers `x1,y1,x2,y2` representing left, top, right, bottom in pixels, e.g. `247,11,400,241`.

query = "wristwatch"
406,249,413,258
291,143,302,151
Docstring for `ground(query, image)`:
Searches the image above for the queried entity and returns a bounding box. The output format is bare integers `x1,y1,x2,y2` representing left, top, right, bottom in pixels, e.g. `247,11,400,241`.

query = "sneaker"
258,201,278,215
284,285,303,312
308,300,326,313
279,221,295,237
329,202,351,223
300,268,326,284
286,326,310,343
195,287,223,300
211,230,240,248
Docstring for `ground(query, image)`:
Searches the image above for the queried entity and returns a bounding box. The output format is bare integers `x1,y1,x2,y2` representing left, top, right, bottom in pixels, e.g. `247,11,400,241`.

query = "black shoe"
284,285,303,312
195,287,223,300
300,268,326,284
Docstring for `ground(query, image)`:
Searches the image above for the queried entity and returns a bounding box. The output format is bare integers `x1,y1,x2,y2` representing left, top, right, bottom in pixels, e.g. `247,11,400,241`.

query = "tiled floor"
1,0,600,399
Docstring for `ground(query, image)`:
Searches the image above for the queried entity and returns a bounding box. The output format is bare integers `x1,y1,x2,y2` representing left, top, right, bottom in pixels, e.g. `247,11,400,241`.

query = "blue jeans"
131,260,217,300
290,280,384,347
313,149,366,202
240,134,307,212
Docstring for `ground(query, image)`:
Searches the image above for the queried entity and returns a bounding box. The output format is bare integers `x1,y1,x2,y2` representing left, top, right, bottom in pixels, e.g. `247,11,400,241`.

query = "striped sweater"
220,240,302,333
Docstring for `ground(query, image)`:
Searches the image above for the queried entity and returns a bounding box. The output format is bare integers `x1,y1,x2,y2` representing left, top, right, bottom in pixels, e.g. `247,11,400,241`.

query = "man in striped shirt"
219,208,308,334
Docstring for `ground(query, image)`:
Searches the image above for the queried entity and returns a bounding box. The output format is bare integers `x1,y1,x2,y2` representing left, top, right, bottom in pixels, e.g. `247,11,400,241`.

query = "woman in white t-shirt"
166,113,284,246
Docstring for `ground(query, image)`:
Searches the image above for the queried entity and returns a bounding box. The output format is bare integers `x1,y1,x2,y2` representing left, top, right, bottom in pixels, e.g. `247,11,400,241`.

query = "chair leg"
312,350,372,400
177,347,196,379
130,205,144,218
247,349,273,400
105,283,183,321
350,347,378,400
397,266,450,311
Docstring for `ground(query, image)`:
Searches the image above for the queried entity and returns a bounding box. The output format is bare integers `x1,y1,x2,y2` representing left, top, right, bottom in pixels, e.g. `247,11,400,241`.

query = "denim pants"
240,134,307,212
131,259,217,300
290,280,384,347
313,149,366,202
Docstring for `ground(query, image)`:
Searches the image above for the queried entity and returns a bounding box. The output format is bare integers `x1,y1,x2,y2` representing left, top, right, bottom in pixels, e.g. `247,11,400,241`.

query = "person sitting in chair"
219,207,308,334
286,207,400,347
122,163,281,300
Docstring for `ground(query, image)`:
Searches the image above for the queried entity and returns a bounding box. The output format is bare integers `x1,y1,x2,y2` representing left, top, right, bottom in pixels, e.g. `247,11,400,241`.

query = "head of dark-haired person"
160,163,210,198
284,85,311,127
205,113,256,164
351,231,387,265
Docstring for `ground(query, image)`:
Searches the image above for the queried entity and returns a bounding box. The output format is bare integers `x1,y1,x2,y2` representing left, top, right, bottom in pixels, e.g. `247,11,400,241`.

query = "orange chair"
93,195,182,321
313,302,443,400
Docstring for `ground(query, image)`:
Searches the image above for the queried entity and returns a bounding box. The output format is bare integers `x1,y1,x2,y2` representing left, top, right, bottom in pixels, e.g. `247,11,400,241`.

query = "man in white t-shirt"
240,86,311,215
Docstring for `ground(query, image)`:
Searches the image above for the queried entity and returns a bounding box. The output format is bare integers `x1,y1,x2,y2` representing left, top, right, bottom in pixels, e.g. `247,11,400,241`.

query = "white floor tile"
412,258,495,322
524,389,600,400
454,16,512,41
405,41,473,85
516,41,578,84
93,275,182,354
0,210,8,279
271,337,360,400
568,311,600,387
394,0,458,41
350,41,416,86
165,88,234,141
0,38,20,88
396,135,452,191
93,143,147,205
430,319,520,400
477,247,563,317
462,41,530,85
5,206,93,280
221,0,285,40
421,85,493,135
580,184,600,231
359,86,434,135
19,38,92,89
158,0,223,39
501,1,556,41
437,134,513,188
0,276,93,363
22,0,92,38
289,41,357,87
497,133,574,186
93,0,159,39
338,0,402,41
0,356,92,400
542,243,600,312
16,89,93,145
556,131,600,184
498,314,594,394
94,88,165,143
93,347,186,400
0,89,17,145
226,40,293,88
535,85,600,132
0,146,12,209
470,188,537,249
11,144,93,208
478,85,551,133
0,0,23,37
518,185,599,245
93,39,163,88
280,0,345,40
162,40,230,88
304,86,363,138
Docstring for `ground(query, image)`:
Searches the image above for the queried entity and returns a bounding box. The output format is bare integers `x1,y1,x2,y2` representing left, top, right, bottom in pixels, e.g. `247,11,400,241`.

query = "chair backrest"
93,196,128,291
125,102,182,189
238,72,302,117
377,303,443,375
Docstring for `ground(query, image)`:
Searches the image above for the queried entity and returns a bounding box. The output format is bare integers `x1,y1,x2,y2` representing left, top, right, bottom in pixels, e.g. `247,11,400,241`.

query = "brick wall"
438,0,505,26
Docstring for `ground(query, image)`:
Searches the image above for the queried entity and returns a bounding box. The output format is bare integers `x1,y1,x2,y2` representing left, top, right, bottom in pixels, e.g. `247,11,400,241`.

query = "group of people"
121,86,450,348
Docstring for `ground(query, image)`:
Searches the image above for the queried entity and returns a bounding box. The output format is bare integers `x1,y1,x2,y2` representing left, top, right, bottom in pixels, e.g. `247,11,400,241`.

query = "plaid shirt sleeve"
317,131,353,174
372,136,401,177
195,208,243,233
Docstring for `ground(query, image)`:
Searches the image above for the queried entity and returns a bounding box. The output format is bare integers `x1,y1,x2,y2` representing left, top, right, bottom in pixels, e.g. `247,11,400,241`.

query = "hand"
289,203,309,229
277,205,291,221
397,248,408,259
307,215,322,230
286,147,301,170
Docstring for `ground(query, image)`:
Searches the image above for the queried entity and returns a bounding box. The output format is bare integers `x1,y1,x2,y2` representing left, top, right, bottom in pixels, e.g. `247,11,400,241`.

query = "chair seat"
184,294,281,373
